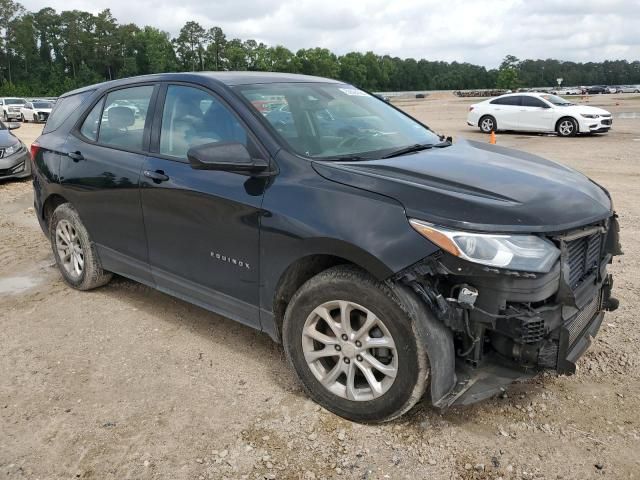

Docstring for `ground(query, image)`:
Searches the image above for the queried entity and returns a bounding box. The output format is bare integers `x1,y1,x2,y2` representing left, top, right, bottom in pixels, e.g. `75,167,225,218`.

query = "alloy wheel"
558,119,575,136
55,219,84,279
301,300,398,401
480,117,494,133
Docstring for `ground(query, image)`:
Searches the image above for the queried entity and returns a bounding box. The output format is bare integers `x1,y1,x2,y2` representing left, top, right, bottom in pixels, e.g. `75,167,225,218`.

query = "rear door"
489,96,522,129
140,83,267,328
519,96,553,132
61,84,158,283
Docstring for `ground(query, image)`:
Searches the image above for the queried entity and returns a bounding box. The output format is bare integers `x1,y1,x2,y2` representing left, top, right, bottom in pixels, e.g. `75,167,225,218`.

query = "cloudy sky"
20,0,640,67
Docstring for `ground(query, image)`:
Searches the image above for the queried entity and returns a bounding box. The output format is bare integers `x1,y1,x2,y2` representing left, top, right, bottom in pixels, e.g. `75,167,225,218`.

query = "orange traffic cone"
489,130,496,144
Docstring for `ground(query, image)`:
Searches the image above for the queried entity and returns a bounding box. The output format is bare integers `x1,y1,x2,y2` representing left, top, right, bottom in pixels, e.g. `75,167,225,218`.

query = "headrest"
108,106,135,129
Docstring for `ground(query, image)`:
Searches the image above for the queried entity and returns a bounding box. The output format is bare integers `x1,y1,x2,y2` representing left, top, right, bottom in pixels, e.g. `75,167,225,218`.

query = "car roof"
60,72,343,98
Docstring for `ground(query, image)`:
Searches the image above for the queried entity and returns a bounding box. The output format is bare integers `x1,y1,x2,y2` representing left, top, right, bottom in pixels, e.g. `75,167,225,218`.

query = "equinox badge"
210,251,250,270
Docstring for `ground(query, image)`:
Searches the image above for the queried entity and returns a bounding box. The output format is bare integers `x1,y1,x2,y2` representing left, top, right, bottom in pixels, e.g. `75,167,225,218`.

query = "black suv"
31,73,621,423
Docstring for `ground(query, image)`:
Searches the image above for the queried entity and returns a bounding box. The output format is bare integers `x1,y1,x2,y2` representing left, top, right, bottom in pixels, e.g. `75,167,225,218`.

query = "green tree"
496,54,520,89
174,21,205,71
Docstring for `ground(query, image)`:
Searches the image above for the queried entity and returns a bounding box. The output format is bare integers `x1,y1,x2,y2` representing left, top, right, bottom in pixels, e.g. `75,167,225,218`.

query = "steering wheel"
336,134,370,150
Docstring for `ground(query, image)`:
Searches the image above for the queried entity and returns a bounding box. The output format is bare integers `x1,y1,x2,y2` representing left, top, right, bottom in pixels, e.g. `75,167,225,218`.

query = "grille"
601,119,612,126
565,232,603,289
567,292,601,346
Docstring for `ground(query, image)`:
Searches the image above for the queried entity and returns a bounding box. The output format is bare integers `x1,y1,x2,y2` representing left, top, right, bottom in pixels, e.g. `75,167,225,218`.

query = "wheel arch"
269,248,392,342
42,193,69,233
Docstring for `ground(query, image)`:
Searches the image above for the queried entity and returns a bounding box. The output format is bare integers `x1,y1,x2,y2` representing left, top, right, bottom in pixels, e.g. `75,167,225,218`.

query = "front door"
519,96,554,132
140,84,268,328
61,84,157,283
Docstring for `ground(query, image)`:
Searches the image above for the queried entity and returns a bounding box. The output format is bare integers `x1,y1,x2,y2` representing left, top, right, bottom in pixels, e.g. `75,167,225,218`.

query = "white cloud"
19,0,640,67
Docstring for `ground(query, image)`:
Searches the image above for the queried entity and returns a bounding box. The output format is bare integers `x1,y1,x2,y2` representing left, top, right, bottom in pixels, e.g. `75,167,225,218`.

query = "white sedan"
467,93,612,137
20,100,53,123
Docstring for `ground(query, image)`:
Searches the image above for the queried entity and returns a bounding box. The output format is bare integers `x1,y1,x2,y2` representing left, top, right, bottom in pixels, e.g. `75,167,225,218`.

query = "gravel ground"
1,94,639,479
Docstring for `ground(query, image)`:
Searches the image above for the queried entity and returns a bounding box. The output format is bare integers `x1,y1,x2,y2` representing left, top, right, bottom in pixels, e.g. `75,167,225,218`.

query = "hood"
0,130,19,148
562,105,610,116
312,139,612,233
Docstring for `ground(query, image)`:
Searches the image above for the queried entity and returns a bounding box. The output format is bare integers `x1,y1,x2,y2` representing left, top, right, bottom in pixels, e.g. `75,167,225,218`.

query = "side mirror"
187,142,268,173
7,122,21,130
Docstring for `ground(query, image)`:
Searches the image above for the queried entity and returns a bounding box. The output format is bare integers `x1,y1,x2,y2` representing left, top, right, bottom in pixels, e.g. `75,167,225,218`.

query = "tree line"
1,0,639,96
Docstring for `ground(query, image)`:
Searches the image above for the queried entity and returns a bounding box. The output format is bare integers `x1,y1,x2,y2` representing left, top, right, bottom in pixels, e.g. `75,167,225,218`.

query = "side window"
97,86,153,151
159,85,247,159
522,96,546,108
43,91,93,134
491,96,521,106
80,98,105,141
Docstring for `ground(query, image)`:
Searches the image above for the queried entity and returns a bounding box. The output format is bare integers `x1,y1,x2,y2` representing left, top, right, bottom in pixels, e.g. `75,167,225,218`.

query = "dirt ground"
1,94,639,480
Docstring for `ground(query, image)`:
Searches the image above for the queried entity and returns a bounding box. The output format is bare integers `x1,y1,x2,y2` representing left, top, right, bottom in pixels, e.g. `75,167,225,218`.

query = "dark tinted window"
80,98,105,141
522,96,547,107
97,86,154,151
32,102,52,109
159,85,247,159
43,91,93,134
490,96,522,106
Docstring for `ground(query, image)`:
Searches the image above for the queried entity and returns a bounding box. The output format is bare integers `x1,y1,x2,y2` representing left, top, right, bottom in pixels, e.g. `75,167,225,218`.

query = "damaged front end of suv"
395,215,622,408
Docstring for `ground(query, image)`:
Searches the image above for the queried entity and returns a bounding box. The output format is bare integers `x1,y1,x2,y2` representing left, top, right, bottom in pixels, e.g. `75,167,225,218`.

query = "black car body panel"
313,139,612,233
31,72,620,409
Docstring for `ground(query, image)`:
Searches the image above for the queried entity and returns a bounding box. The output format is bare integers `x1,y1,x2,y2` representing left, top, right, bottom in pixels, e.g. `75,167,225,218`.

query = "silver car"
0,121,31,181
618,85,640,93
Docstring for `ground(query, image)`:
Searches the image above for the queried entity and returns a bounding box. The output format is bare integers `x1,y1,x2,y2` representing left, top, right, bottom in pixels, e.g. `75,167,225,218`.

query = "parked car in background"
21,100,54,123
607,86,621,94
467,92,612,136
30,72,620,422
0,120,30,181
0,97,27,121
552,87,582,95
618,85,640,93
586,85,608,94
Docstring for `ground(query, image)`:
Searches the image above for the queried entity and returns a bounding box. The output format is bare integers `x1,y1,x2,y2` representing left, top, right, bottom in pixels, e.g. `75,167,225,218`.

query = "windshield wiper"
381,143,434,158
381,138,451,159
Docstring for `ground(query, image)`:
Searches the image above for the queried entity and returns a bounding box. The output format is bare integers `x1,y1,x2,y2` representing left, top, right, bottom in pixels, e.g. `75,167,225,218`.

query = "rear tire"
21,114,26,123
479,115,497,134
556,117,578,137
33,114,38,123
282,265,429,423
49,203,112,291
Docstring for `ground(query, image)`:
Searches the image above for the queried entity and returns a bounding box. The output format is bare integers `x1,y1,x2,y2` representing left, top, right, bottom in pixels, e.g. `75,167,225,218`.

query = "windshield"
5,98,26,105
32,102,52,109
540,94,573,106
235,83,441,159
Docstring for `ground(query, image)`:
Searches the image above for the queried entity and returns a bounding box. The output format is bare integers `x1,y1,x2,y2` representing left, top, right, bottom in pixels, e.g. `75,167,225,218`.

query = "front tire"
49,203,112,290
556,117,578,137
479,115,497,134
283,265,429,423
21,114,26,123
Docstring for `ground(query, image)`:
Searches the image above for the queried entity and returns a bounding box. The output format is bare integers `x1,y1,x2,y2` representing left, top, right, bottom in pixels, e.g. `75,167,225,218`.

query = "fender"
391,283,457,407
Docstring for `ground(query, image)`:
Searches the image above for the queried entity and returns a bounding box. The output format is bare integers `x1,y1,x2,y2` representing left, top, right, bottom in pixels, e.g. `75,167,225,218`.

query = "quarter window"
80,98,105,141
159,85,247,159
97,86,153,151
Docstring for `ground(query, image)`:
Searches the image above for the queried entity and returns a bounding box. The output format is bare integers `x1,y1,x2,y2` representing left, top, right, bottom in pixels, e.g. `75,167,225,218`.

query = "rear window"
43,91,93,134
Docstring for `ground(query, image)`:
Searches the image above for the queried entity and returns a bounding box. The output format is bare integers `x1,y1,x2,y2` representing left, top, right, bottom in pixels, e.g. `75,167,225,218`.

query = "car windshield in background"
540,94,574,106
32,102,52,109
235,83,441,160
5,99,26,105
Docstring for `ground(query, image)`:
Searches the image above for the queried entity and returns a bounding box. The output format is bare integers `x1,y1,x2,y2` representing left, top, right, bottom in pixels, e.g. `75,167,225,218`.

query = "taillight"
30,142,40,158
30,142,40,164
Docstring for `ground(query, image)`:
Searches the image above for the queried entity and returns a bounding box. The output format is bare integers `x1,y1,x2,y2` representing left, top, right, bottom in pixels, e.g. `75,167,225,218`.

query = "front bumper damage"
393,214,622,408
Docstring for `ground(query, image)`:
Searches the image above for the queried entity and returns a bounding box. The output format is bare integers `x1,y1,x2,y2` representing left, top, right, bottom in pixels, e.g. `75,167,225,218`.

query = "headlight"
4,142,23,156
580,113,600,118
409,219,560,273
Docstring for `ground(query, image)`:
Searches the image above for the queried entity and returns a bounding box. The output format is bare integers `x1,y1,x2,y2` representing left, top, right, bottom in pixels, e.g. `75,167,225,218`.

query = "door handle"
143,170,170,183
67,151,84,162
